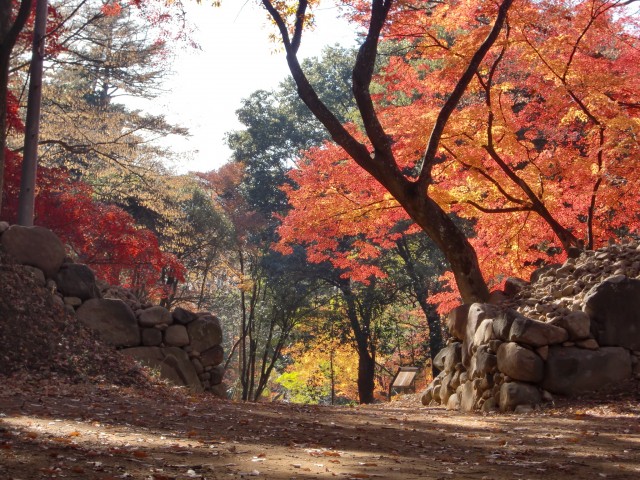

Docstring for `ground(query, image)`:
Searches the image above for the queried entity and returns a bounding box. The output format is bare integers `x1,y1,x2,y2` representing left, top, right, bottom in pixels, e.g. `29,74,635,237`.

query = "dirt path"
1,380,639,480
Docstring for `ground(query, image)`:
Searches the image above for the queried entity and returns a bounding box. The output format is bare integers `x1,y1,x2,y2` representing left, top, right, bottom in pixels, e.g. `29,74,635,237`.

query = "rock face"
0,225,65,278
583,277,640,350
543,346,632,395
0,224,226,396
55,263,100,300
76,299,140,347
138,306,173,328
421,242,640,412
122,346,203,393
497,342,544,383
188,315,223,353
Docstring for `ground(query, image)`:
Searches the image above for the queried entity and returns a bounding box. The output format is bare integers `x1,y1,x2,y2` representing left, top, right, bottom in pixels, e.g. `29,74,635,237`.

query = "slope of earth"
1,379,639,480
0,251,149,386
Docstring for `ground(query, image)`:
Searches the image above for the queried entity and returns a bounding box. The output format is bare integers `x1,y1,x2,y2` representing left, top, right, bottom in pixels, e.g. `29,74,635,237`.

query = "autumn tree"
367,0,640,283
29,1,188,219
260,0,518,303
1,0,191,295
229,44,450,400
261,0,640,303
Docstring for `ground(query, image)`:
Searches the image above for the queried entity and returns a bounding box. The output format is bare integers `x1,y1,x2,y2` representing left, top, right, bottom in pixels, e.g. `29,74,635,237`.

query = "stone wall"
422,243,640,412
0,223,226,396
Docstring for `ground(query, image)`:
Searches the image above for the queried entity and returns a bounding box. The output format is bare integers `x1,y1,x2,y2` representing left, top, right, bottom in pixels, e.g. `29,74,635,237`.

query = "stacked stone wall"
0,223,225,396
422,243,640,412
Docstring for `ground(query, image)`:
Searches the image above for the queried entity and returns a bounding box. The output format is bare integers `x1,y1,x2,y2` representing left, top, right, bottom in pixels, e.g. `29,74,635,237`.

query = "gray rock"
509,314,568,347
514,404,534,414
141,328,162,346
208,383,227,398
63,296,82,307
0,221,9,233
584,277,640,350
499,382,541,412
481,397,498,412
192,358,204,375
55,263,100,300
121,346,203,392
164,324,190,347
492,310,517,341
548,311,591,340
473,319,494,347
463,303,500,366
536,345,549,361
575,338,599,350
470,345,498,378
201,344,224,367
460,381,476,412
543,346,632,395
530,263,561,283
138,305,173,328
164,347,204,392
438,373,455,404
421,387,434,406
77,298,140,347
0,225,65,278
172,307,198,325
446,393,460,410
433,342,462,372
187,315,222,352
446,304,470,340
210,364,225,385
497,342,544,383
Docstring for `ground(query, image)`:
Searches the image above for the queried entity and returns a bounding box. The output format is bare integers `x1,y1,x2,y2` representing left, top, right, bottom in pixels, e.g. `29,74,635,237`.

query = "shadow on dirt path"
1,379,639,479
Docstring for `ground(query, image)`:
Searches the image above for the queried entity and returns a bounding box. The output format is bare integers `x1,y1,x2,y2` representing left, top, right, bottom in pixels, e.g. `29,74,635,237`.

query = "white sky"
146,1,356,174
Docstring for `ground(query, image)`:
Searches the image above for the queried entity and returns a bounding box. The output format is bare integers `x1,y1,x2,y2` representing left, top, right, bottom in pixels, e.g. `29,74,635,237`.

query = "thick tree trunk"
357,352,376,404
340,280,377,404
391,182,490,304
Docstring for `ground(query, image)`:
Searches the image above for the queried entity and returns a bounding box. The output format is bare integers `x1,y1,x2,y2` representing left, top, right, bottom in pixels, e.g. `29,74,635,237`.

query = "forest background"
0,0,638,405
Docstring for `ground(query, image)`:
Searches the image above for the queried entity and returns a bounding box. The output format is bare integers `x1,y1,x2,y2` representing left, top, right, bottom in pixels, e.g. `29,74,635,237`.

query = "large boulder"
164,324,190,347
210,364,225,385
163,347,204,392
201,345,224,367
55,263,100,300
508,314,568,347
499,382,541,412
446,304,471,340
469,345,497,378
76,298,140,347
0,225,65,278
463,304,500,366
121,346,203,392
492,309,517,341
542,346,632,395
138,306,173,328
433,342,462,372
459,381,476,412
497,342,544,383
172,307,198,325
583,276,640,350
548,311,591,341
187,315,222,352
